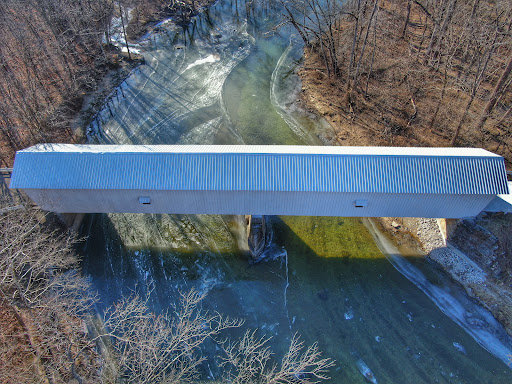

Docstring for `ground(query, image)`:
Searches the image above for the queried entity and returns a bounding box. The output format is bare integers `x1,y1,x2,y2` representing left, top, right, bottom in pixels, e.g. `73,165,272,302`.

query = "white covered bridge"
9,144,510,218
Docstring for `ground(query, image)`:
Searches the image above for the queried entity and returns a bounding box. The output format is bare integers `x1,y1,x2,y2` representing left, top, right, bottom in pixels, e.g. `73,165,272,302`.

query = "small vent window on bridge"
139,196,151,205
354,199,368,208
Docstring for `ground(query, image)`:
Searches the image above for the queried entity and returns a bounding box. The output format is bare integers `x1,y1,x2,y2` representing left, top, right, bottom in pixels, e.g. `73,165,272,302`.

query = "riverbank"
71,53,143,144
371,216,512,337
125,0,218,41
297,0,512,166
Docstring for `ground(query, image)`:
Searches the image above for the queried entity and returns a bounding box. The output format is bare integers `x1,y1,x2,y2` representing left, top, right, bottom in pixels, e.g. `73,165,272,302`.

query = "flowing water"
82,0,512,382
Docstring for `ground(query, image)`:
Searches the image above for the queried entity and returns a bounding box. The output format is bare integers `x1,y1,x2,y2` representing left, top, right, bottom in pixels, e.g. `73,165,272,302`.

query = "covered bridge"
9,144,510,218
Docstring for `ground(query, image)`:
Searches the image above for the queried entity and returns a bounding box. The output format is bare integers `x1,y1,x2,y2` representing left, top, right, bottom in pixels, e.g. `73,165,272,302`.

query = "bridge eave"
21,188,496,219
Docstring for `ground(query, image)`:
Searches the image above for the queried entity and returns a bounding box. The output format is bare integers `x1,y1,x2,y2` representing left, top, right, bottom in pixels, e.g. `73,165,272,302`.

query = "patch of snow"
185,54,220,71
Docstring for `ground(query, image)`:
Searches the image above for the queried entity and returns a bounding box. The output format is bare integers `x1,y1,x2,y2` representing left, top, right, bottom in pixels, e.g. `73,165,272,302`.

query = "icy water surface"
82,0,512,382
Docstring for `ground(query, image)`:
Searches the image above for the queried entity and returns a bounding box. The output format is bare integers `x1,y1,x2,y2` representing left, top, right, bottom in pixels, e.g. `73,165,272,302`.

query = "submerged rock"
452,342,467,355
356,358,378,384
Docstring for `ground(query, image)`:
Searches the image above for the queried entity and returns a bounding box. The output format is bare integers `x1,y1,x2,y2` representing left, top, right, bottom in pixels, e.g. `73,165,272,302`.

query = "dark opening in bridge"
139,196,151,205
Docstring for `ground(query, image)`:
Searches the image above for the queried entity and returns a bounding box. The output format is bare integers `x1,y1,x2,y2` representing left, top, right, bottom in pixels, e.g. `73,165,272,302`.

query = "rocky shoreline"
367,215,512,337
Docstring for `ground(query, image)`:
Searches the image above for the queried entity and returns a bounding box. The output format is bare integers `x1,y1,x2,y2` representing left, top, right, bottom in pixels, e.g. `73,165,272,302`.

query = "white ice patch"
185,54,220,71
176,116,223,145
121,46,140,55
344,310,354,320
270,40,318,144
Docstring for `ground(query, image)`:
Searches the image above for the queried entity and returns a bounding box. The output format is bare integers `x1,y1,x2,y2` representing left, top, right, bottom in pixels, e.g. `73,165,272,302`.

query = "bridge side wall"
23,189,494,218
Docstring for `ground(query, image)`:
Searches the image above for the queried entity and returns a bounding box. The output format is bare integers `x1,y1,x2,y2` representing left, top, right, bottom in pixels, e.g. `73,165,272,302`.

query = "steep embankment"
374,216,512,336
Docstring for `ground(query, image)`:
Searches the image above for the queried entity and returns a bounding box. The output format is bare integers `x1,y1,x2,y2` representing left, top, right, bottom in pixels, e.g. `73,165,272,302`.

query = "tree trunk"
280,2,310,47
365,5,379,96
347,0,362,85
451,94,475,146
352,0,378,96
402,0,412,38
3,301,52,384
119,3,131,61
474,54,512,132
427,0,458,66
430,65,448,129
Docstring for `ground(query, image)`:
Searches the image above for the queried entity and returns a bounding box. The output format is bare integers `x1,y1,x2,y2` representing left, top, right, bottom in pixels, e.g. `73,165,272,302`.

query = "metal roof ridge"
19,152,505,161
18,144,502,158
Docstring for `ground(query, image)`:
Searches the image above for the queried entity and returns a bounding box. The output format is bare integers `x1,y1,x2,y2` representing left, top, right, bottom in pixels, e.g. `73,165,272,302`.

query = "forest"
0,0,210,166
283,0,512,165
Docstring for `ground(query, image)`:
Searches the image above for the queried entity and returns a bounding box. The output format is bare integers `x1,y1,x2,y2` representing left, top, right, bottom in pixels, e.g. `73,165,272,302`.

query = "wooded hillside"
0,0,115,166
285,0,512,165
0,0,210,167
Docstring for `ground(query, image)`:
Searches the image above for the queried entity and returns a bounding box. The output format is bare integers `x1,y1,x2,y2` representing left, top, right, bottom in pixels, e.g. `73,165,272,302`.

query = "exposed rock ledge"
376,215,512,336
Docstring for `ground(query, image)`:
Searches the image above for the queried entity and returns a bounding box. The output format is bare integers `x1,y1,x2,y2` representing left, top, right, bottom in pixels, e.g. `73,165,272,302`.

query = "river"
81,0,512,382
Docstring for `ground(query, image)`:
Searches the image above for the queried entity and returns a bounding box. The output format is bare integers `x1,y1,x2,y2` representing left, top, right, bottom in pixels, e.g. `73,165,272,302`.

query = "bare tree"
475,53,512,133
0,0,114,165
402,0,412,38
0,202,100,383
451,14,502,145
220,330,334,384
92,287,334,383
350,0,378,98
425,0,458,67
95,288,243,383
279,0,343,78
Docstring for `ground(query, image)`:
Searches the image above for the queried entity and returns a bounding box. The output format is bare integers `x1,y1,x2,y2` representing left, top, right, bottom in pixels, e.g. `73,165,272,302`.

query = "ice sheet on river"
92,20,252,145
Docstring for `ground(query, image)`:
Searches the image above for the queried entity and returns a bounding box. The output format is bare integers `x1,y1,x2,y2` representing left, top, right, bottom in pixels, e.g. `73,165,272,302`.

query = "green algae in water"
277,216,383,259
222,37,307,145
107,213,246,254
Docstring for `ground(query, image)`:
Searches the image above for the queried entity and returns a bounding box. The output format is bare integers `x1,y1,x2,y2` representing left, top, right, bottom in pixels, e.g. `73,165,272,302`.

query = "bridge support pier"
437,218,460,244
246,215,273,262
57,213,86,232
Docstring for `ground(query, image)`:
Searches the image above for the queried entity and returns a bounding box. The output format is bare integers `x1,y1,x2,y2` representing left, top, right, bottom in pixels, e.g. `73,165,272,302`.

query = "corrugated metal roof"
10,144,509,195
